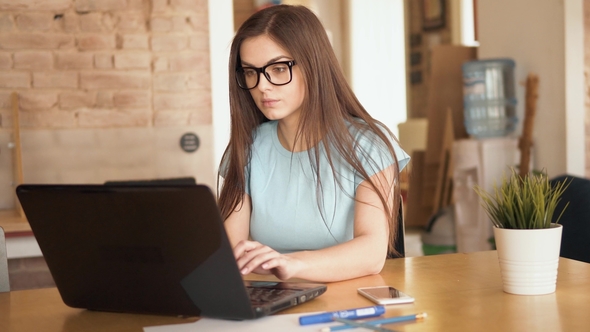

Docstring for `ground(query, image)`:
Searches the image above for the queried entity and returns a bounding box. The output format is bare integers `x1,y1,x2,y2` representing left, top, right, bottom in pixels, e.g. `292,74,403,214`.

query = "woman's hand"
232,240,302,280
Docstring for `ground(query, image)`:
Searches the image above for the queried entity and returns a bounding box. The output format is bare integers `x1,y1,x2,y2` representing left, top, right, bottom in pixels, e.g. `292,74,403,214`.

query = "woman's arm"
223,193,252,248
233,165,396,282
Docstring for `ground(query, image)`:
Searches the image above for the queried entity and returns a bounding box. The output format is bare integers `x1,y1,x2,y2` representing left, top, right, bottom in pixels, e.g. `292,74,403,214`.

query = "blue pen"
299,305,385,325
320,312,428,332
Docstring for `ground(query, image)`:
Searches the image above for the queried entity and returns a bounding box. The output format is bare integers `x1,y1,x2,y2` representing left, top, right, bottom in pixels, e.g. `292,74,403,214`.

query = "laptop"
15,184,327,320
103,177,197,186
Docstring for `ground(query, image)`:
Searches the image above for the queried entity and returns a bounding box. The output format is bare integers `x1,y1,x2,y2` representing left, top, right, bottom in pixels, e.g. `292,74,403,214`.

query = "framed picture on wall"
422,0,445,30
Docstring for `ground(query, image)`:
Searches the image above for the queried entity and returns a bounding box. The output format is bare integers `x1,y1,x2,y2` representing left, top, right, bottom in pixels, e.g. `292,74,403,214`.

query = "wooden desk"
1,251,589,331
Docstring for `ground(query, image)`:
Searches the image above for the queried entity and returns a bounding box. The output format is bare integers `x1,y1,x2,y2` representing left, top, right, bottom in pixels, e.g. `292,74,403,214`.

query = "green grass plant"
474,169,570,229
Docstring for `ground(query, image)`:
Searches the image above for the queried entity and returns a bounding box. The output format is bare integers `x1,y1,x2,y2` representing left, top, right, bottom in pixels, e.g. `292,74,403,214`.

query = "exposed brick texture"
0,72,30,88
56,52,94,69
116,13,147,32
33,72,78,88
0,0,71,11
0,0,211,128
75,0,128,13
13,51,53,70
0,52,11,68
79,13,106,32
150,17,173,32
77,34,116,50
15,13,54,32
0,14,13,32
120,34,149,49
0,33,75,49
59,91,96,109
113,91,150,108
0,0,214,223
19,91,59,110
94,53,113,69
114,52,151,69
80,72,150,89
150,35,188,52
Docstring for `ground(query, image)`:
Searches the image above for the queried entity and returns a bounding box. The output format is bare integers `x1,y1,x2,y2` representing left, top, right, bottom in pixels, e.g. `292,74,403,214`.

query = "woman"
218,5,409,282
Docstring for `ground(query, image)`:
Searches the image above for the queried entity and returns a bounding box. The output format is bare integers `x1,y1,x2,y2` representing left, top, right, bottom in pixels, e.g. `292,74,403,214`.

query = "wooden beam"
519,73,539,178
11,92,24,219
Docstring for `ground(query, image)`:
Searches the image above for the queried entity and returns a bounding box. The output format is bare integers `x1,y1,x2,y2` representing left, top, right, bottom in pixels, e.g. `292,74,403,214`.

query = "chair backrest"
0,227,10,292
550,175,590,263
388,202,405,258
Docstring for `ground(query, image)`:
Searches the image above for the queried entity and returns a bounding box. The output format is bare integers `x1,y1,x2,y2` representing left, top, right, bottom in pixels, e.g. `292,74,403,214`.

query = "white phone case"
357,286,415,305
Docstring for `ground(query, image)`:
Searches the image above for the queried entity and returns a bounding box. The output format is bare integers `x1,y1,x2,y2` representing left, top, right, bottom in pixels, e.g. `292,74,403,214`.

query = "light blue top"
244,120,409,253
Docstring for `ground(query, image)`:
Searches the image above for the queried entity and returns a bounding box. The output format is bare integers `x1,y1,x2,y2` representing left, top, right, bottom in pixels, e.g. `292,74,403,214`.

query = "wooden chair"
0,227,10,292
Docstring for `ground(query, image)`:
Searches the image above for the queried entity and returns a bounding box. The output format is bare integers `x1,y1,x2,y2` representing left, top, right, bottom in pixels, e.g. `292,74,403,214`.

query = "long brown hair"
217,5,402,255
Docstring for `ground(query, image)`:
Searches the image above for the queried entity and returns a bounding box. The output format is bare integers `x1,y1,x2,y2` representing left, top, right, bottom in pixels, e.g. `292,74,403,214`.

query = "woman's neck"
277,120,305,152
276,113,324,153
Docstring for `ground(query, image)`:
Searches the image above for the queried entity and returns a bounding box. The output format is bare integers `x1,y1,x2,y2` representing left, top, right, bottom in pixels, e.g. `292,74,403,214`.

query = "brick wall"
0,0,214,209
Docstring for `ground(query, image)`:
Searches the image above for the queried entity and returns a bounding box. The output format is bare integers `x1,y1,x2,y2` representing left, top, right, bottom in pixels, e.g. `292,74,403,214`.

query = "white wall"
477,0,585,177
209,0,233,184
564,0,585,177
347,0,407,137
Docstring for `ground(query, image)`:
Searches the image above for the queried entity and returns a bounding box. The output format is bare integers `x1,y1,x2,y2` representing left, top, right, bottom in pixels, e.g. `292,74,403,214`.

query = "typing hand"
232,240,300,280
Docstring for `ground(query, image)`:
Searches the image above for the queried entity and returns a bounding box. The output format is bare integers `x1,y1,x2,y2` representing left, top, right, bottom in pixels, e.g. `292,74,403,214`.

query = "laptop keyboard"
246,287,299,305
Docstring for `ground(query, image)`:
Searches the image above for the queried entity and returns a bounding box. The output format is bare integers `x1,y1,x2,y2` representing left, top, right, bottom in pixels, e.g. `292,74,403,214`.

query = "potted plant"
474,169,570,295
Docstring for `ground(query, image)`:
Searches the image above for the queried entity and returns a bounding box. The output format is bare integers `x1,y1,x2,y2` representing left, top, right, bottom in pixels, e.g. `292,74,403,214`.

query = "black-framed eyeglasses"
236,60,296,90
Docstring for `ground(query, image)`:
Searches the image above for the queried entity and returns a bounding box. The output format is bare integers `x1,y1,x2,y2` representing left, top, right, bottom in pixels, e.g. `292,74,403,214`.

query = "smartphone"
357,286,415,305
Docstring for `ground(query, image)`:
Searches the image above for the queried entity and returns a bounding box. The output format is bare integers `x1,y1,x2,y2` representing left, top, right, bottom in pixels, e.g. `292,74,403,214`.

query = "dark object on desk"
104,176,196,186
15,184,326,319
550,175,590,264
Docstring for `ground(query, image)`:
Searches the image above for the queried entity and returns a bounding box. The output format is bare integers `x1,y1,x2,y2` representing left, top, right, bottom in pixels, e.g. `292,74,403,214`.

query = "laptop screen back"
16,184,254,317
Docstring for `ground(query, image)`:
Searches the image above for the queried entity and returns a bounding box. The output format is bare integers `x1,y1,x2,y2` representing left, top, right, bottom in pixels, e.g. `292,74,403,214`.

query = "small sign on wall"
180,133,200,153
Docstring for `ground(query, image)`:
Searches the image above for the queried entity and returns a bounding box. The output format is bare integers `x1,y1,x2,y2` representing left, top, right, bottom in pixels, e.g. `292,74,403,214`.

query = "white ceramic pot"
493,224,563,295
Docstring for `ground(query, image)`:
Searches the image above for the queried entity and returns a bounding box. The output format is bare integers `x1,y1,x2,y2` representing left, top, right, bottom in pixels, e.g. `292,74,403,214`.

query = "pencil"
330,317,394,332
320,313,427,332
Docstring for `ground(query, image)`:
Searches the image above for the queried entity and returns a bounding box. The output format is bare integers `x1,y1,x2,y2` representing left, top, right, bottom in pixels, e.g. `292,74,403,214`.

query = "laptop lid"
16,184,326,319
103,177,197,186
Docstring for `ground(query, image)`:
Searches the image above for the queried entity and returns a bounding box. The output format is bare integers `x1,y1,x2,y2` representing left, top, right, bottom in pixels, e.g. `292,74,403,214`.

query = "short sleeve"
219,151,251,195
353,127,410,188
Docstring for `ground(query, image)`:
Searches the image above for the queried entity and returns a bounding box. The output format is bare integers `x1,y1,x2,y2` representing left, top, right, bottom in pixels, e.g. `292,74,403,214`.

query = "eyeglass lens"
237,61,294,89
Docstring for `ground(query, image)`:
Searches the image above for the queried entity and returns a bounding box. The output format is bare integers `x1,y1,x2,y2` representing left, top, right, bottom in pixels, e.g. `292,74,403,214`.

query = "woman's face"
239,35,306,127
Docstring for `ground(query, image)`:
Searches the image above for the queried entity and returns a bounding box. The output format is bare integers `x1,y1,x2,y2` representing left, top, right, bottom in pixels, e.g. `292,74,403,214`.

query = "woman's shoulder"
346,118,391,141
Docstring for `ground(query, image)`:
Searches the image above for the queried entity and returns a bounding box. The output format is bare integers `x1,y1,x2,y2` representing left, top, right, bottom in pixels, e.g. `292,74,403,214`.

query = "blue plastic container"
462,58,517,138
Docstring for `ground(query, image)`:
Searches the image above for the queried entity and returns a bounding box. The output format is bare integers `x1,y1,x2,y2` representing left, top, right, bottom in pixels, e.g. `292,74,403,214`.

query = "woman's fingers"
233,240,280,274
232,240,260,259
232,240,299,280
238,247,280,274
